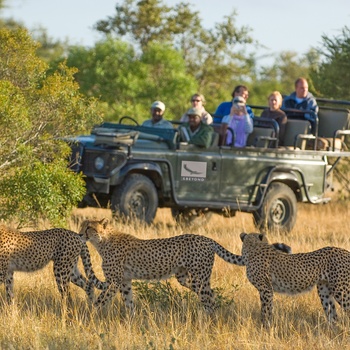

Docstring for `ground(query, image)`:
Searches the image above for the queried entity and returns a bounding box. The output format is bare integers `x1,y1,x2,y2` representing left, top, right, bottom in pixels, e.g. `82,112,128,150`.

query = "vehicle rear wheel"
111,174,158,224
253,182,297,233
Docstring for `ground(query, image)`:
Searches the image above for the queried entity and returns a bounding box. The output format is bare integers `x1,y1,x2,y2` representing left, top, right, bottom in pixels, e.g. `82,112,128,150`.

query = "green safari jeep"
68,100,350,233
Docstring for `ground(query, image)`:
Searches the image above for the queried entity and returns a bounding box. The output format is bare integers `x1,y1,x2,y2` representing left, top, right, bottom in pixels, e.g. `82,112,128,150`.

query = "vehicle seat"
282,119,312,150
317,107,350,151
246,127,277,148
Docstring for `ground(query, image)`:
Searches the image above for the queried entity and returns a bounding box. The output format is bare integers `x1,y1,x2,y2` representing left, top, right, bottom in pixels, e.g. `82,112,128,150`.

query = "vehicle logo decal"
181,161,207,181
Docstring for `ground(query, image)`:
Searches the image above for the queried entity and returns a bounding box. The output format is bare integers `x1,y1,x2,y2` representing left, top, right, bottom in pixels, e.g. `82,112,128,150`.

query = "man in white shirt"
142,101,173,129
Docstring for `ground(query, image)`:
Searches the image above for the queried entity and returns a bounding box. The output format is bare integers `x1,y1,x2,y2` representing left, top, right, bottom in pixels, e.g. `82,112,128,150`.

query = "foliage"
66,38,197,121
252,49,320,103
310,26,350,99
332,157,350,201
133,280,236,310
84,0,319,112
0,159,86,227
92,0,257,112
0,28,101,227
32,27,69,63
95,0,201,50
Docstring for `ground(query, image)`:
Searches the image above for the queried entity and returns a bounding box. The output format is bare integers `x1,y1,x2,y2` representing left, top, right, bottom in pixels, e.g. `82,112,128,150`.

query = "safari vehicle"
68,100,350,233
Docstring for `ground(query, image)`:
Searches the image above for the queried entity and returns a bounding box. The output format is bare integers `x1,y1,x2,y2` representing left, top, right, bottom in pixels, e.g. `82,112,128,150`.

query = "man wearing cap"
219,96,253,147
214,85,254,123
142,101,173,129
179,107,214,148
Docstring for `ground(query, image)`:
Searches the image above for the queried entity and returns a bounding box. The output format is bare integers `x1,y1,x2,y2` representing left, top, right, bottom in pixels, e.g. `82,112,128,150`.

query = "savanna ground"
2,200,350,349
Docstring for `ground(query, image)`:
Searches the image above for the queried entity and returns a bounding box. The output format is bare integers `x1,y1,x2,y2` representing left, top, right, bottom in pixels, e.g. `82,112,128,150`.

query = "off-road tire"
253,182,297,233
111,174,158,224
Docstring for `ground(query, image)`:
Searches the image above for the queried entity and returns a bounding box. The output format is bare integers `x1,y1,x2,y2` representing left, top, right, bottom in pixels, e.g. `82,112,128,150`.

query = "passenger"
261,91,287,145
219,96,253,147
180,93,213,125
142,101,173,129
214,85,254,123
282,77,318,130
179,107,214,148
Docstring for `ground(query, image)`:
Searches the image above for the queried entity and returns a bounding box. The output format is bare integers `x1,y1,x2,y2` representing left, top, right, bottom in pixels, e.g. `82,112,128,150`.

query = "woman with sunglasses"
180,93,213,125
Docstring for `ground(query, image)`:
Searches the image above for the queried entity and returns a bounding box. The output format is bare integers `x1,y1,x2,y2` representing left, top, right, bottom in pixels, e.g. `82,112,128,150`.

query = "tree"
95,0,201,50
252,49,320,105
32,27,69,63
93,0,256,113
310,26,350,99
0,28,101,227
1,1,70,63
65,38,197,121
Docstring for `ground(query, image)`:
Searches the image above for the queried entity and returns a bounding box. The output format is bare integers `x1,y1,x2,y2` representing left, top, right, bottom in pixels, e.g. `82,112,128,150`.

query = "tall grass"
1,203,350,349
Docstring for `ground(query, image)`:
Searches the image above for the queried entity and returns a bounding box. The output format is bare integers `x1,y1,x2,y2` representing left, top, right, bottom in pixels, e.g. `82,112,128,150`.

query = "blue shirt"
214,101,254,123
282,92,318,123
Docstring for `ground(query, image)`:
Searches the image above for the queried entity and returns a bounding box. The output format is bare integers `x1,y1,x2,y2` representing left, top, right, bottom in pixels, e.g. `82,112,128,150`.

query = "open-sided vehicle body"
68,100,350,233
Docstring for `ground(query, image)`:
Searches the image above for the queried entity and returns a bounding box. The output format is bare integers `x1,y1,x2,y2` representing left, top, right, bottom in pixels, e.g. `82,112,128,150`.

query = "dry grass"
1,203,350,349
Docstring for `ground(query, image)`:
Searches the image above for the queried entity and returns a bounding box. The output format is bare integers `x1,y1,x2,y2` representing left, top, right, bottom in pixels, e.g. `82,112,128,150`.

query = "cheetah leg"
175,268,191,289
259,289,274,329
53,261,73,305
334,289,350,315
317,282,338,322
94,282,119,308
5,271,14,304
120,280,134,311
94,266,124,309
70,265,87,288
0,260,8,300
187,269,216,313
70,265,95,302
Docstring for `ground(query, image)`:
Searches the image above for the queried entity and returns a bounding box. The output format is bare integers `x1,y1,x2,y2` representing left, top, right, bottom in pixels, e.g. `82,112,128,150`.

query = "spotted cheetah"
0,224,104,305
240,232,350,328
79,218,291,313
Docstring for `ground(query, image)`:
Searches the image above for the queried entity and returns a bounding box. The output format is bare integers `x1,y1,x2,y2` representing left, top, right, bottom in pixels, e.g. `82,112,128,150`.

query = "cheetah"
240,232,350,328
79,218,291,313
0,224,104,305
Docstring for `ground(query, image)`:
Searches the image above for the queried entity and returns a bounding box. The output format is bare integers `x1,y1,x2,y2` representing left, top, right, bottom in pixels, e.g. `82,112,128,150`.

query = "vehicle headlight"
94,156,105,170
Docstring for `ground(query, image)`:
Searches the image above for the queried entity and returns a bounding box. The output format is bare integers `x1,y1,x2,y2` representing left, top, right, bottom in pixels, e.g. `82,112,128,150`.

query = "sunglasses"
192,99,201,102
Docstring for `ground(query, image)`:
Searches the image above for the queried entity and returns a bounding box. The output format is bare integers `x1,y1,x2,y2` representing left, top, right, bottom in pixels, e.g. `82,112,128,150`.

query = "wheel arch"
118,162,164,189
268,171,303,202
115,162,169,205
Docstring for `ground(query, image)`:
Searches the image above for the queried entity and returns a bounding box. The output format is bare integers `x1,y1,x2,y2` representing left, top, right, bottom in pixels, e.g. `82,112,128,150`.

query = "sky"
2,0,350,64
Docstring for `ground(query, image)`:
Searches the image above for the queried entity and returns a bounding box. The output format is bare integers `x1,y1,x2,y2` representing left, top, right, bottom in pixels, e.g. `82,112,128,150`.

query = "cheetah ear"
258,233,265,241
240,233,247,242
100,218,109,229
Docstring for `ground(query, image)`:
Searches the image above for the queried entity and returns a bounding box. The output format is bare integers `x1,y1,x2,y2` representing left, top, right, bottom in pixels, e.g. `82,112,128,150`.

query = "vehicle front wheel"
253,182,297,233
111,174,158,224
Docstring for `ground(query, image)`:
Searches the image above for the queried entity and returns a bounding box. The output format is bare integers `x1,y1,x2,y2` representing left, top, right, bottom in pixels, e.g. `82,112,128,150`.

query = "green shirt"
184,123,214,148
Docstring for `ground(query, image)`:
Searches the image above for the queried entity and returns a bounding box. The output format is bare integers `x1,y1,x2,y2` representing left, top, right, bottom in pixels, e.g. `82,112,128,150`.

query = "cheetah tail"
271,242,292,254
80,244,107,290
211,241,245,266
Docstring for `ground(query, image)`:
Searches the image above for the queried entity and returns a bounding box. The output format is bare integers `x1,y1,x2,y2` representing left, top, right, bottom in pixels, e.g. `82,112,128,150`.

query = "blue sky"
2,0,350,64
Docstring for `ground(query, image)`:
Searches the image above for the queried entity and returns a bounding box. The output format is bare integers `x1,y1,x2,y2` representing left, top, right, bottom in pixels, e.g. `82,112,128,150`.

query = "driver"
142,101,173,129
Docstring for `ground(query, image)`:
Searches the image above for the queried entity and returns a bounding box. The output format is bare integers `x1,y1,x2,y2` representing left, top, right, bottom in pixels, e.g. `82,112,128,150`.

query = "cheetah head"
79,218,109,243
240,233,292,254
240,232,267,243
